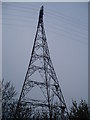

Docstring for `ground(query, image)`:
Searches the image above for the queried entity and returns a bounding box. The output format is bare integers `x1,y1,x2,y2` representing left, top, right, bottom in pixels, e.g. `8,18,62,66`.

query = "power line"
2,22,30,28
2,4,37,14
2,14,88,38
3,9,88,34
2,4,88,45
46,28,88,45
5,2,88,26
45,19,87,37
2,3,88,29
46,13,88,31
2,10,88,30
46,7,88,26
2,22,88,45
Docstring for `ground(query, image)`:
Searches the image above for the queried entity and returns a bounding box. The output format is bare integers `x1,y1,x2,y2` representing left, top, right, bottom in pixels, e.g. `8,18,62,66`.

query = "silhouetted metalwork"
15,6,69,120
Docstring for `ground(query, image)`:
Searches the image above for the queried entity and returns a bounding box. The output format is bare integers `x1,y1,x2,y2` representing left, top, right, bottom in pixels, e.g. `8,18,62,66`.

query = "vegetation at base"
69,99,89,120
2,80,90,120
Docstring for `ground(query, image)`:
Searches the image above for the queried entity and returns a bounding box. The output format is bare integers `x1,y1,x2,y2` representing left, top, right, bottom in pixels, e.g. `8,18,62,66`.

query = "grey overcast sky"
2,2,88,108
1,0,90,2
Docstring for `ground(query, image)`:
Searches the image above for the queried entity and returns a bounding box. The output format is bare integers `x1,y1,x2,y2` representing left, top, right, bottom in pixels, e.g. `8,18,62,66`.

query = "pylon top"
39,6,44,23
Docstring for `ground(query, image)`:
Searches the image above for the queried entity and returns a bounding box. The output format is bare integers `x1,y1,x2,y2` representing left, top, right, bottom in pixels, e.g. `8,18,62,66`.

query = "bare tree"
69,99,89,120
2,80,17,119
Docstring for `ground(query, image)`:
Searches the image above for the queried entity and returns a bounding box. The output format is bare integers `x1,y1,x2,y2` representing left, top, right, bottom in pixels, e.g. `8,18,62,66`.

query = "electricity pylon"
15,6,69,120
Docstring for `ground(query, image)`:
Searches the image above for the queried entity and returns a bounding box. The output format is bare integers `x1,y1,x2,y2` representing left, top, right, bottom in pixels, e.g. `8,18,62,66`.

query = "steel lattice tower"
15,6,69,120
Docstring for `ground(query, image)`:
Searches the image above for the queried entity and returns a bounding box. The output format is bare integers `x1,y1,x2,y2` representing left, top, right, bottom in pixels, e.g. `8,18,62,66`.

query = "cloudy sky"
2,2,88,108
